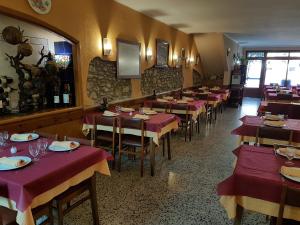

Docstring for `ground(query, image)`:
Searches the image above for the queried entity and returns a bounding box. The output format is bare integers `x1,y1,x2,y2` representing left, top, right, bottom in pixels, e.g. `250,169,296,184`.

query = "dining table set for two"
218,112,300,224
0,131,112,225
264,85,300,102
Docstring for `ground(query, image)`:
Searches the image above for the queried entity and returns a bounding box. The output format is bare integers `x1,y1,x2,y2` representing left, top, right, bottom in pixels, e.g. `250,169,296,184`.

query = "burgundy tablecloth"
257,102,300,119
209,89,230,94
231,115,300,142
83,111,180,133
217,145,300,203
144,100,205,112
182,91,222,102
0,139,112,212
266,93,300,101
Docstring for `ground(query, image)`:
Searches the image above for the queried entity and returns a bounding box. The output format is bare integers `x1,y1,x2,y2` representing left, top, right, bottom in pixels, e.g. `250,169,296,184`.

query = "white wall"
0,13,68,110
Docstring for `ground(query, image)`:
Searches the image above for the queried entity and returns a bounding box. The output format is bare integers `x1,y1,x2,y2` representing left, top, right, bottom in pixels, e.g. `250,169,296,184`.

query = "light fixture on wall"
146,47,153,61
173,53,178,66
227,48,231,56
103,37,112,56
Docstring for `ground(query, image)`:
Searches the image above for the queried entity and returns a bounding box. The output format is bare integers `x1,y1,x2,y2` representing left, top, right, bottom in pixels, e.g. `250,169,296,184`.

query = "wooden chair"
195,93,213,124
270,184,300,225
0,202,53,225
93,115,117,168
170,103,192,142
117,117,150,177
255,126,293,146
150,101,170,113
54,137,99,225
33,131,58,140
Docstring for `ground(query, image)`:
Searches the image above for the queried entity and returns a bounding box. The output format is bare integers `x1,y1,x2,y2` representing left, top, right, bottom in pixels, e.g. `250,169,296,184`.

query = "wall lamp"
173,53,179,65
103,37,112,56
146,47,153,61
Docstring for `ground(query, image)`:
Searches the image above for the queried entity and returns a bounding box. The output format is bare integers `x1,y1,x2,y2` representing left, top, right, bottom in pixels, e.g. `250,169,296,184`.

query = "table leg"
167,132,171,160
89,174,100,225
150,138,155,176
234,204,243,225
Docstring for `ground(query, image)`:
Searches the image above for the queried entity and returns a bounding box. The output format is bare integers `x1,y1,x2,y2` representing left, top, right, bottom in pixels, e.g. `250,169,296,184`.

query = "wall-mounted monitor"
117,39,141,79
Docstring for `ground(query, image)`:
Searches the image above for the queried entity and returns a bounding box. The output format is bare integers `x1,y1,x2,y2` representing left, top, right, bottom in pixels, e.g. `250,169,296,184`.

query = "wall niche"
87,57,132,104
141,66,183,96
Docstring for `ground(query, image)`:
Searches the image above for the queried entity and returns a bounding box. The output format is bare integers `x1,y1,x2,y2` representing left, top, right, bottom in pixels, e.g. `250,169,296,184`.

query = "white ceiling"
115,0,300,47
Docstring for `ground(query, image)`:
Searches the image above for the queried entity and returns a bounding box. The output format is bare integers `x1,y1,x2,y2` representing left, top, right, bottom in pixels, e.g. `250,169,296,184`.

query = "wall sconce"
103,37,112,56
173,53,178,65
189,56,195,64
227,48,231,56
146,47,153,61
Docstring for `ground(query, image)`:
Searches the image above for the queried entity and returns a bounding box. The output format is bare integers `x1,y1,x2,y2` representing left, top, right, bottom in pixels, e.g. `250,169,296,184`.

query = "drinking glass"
115,105,121,113
139,108,144,115
273,143,279,156
41,139,49,155
3,131,9,145
0,135,4,147
36,139,43,155
29,144,40,161
285,147,295,165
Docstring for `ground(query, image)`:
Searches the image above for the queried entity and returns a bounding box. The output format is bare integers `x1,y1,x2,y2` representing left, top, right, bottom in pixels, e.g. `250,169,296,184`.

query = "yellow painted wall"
0,0,201,107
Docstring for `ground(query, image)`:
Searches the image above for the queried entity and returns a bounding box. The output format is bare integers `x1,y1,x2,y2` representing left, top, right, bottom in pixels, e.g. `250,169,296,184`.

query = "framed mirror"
156,39,169,67
117,39,141,79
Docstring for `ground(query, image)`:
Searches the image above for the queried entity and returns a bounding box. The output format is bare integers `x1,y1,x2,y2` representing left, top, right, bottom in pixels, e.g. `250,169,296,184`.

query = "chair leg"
184,123,187,142
167,132,171,160
57,201,64,225
189,122,192,142
140,150,144,177
118,151,122,172
89,175,100,225
162,137,165,157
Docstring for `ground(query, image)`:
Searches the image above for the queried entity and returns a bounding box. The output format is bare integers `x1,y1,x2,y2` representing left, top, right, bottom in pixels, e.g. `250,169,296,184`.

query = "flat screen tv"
117,39,141,79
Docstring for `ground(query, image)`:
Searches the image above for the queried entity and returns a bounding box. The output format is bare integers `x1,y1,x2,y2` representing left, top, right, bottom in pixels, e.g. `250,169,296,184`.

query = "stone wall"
141,66,183,95
192,69,203,86
87,57,132,103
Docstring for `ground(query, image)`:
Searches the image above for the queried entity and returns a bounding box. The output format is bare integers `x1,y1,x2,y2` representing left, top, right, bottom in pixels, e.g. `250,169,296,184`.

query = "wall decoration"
117,39,141,79
156,39,169,67
28,0,52,15
195,54,200,65
3,25,60,113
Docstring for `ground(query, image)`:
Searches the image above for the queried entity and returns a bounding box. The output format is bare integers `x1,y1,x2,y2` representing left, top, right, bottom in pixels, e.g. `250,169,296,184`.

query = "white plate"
103,113,119,117
0,156,31,171
48,141,80,152
10,133,39,142
276,149,300,159
281,172,300,183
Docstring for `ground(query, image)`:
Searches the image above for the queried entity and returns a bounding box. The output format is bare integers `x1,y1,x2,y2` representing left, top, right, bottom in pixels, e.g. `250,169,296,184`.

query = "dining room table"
0,136,112,225
182,91,223,107
257,101,300,119
231,115,300,146
82,110,180,176
143,99,206,121
218,145,300,224
266,92,300,102
209,88,230,101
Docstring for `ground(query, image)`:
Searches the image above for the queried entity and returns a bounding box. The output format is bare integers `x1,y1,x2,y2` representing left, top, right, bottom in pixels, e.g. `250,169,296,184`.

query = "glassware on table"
285,147,295,165
115,105,121,113
2,131,9,145
0,135,4,147
273,143,279,156
139,108,144,114
41,139,49,155
29,144,40,161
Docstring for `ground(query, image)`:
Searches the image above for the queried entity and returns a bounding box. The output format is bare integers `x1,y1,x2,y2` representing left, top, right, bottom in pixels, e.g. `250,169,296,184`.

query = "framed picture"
156,39,169,67
117,39,141,79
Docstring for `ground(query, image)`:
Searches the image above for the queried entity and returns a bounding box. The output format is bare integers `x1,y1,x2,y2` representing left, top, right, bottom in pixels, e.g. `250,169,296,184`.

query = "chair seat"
122,135,150,147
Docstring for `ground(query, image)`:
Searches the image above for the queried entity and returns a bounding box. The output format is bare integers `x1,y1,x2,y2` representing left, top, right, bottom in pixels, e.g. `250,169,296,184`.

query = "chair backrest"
93,115,117,145
64,136,95,147
195,93,209,101
289,104,300,119
118,116,145,145
277,93,293,101
256,126,293,145
266,103,290,116
94,114,116,127
150,101,170,112
33,131,58,140
277,184,300,225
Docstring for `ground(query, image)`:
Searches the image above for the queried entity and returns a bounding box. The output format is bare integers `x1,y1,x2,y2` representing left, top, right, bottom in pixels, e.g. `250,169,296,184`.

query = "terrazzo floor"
63,97,267,225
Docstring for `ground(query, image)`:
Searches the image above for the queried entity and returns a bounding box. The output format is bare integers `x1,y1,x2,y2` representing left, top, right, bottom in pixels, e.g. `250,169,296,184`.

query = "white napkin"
0,157,23,167
157,98,169,103
121,107,135,112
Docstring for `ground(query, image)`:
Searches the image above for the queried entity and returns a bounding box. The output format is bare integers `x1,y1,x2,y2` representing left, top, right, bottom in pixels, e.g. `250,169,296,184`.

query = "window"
247,52,265,58
265,60,288,85
287,60,300,86
267,52,289,57
289,52,300,57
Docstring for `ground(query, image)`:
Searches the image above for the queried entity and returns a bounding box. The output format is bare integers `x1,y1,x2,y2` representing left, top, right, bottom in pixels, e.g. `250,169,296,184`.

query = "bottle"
0,98,3,115
63,83,71,106
53,86,60,107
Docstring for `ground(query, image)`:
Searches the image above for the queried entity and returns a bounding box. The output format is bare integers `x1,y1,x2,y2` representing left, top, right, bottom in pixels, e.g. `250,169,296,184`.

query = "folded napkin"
177,100,188,104
264,120,286,127
0,157,24,167
143,109,157,115
157,98,169,103
133,114,150,120
11,133,33,141
182,97,194,101
121,107,135,112
264,114,284,121
103,110,118,116
50,141,78,150
281,166,300,178
163,96,174,100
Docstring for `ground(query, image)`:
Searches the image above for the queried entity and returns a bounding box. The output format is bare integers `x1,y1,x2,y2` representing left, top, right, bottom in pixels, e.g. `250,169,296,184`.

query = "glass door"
265,60,288,86
287,60,300,86
245,60,263,88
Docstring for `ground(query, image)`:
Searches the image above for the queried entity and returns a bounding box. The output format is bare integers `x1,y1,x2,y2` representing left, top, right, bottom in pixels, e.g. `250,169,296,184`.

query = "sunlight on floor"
240,97,261,117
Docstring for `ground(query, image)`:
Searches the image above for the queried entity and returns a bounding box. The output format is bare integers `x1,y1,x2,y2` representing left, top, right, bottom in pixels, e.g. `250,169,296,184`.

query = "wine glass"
2,131,9,146
41,139,49,155
139,108,144,115
29,144,40,161
285,147,295,165
273,143,279,156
